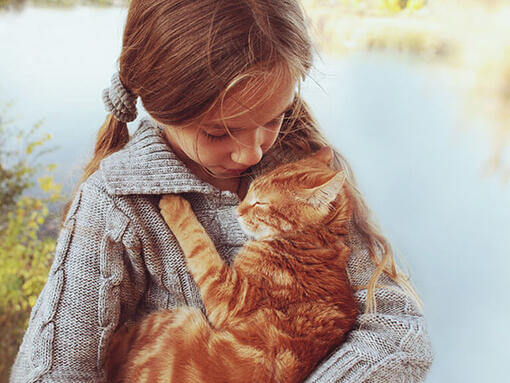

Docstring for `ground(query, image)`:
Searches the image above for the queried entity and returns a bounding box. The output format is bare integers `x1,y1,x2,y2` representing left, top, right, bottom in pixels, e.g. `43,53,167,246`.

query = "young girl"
10,0,433,382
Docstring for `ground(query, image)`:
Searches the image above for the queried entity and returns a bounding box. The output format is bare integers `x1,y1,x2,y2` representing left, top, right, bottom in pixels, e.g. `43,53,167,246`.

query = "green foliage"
302,0,426,13
0,104,62,381
377,0,427,13
0,112,55,222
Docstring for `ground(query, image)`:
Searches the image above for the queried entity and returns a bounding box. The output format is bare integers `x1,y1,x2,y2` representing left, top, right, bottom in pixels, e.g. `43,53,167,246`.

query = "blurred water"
304,53,510,382
0,6,128,192
1,6,509,382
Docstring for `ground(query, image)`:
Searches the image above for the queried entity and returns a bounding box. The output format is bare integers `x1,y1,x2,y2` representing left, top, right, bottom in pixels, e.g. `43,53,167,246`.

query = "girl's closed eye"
201,110,290,142
202,129,229,141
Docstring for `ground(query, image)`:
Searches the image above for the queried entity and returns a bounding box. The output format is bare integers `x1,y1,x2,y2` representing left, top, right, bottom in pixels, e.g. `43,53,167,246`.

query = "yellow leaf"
46,163,58,172
406,0,425,11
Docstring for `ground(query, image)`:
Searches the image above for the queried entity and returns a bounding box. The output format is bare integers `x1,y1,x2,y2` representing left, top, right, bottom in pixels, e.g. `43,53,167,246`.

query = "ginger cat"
105,147,358,383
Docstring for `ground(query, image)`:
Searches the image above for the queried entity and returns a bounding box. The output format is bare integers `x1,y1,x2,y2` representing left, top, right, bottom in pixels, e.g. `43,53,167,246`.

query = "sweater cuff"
303,348,369,383
303,315,434,383
304,348,433,383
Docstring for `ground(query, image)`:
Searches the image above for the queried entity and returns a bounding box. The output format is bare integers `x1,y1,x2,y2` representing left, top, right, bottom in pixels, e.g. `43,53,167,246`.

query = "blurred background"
1,0,509,382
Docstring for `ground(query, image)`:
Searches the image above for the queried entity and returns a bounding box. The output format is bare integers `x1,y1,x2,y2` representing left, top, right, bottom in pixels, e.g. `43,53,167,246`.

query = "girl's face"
161,74,296,181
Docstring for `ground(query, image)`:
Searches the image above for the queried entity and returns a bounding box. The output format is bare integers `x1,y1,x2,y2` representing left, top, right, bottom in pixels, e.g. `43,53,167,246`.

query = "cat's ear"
303,171,346,208
311,147,334,165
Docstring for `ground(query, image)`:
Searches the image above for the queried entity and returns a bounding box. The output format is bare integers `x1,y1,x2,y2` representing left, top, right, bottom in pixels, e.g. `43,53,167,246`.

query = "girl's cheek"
198,137,231,160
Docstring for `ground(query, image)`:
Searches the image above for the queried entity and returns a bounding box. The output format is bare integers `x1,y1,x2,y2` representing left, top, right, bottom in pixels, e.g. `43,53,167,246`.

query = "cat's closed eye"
251,201,269,207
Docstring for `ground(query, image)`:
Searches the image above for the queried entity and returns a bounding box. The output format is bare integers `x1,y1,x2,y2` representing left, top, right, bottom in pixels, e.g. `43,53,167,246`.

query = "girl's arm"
303,225,434,383
9,179,145,383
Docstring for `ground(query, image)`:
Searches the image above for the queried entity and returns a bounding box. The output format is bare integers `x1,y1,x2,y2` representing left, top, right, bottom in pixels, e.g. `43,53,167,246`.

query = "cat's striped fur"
105,147,358,383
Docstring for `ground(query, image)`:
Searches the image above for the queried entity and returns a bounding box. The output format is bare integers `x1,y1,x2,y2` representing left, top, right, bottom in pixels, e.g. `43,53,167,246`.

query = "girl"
10,0,433,382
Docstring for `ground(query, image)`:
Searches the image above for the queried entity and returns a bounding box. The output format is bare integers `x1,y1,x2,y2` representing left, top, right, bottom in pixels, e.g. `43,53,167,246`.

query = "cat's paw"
159,194,192,228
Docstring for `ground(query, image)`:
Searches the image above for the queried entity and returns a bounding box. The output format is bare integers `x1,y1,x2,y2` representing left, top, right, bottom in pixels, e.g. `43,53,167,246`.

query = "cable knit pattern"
9,117,433,382
101,72,138,123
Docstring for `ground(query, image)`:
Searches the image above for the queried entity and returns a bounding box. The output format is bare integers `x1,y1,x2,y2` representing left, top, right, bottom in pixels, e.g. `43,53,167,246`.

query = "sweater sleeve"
303,224,434,383
9,180,145,383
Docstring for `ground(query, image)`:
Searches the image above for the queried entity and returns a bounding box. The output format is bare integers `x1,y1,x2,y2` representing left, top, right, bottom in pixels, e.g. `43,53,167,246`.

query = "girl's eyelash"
202,130,228,141
202,109,292,140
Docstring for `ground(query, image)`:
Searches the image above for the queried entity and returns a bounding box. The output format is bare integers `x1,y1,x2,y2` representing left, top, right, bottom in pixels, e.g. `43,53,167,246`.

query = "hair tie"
102,72,138,123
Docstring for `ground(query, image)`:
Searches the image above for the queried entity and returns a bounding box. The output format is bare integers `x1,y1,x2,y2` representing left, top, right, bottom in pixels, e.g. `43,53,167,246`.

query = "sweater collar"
100,116,291,197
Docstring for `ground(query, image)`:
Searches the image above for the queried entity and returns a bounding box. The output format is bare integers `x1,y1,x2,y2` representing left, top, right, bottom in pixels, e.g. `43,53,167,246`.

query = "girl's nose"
231,144,263,167
231,128,265,166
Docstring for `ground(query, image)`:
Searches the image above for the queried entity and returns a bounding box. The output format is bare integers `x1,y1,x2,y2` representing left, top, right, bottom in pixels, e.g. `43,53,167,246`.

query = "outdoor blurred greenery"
1,0,508,177
302,0,510,180
302,0,510,183
0,104,63,380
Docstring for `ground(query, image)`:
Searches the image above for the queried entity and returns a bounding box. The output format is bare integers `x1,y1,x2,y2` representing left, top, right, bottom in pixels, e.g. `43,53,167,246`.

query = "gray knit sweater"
10,117,433,383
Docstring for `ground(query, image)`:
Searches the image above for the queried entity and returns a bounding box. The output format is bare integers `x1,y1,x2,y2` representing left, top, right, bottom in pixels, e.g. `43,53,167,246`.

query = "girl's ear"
312,146,333,165
302,171,346,208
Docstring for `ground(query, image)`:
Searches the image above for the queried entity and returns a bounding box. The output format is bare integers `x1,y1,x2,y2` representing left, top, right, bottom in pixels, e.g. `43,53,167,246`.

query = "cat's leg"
159,194,248,328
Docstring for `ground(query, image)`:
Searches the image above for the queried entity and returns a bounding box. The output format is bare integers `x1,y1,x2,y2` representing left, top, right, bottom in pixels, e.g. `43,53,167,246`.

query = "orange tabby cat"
105,147,358,383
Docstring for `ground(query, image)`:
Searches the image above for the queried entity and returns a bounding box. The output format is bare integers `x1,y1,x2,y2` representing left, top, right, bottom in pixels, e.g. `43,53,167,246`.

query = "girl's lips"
223,168,247,175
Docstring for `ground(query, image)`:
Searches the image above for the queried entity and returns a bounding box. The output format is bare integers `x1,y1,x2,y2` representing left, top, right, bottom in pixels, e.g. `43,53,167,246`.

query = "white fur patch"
238,217,274,241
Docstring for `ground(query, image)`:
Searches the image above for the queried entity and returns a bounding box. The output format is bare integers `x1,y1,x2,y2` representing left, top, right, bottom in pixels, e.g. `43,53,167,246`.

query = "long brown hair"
63,0,421,313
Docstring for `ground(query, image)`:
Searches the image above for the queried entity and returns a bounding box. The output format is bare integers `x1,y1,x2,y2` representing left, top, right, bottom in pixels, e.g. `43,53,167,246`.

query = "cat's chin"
238,219,275,241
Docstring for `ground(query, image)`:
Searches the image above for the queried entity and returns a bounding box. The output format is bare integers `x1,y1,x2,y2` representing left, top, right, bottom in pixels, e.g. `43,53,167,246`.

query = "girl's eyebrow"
203,100,294,131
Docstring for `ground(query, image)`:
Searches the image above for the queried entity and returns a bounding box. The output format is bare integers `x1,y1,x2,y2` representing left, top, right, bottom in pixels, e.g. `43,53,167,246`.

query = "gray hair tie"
102,72,138,123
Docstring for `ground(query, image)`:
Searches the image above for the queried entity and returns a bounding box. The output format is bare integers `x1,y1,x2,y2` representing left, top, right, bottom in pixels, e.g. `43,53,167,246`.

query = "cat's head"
237,147,347,240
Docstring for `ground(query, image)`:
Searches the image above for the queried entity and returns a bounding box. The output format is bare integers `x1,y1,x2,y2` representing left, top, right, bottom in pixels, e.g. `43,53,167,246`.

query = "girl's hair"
62,0,421,313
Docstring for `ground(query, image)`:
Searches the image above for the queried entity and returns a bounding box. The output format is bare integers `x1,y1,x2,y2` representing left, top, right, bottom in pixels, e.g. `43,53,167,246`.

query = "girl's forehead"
201,75,297,128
